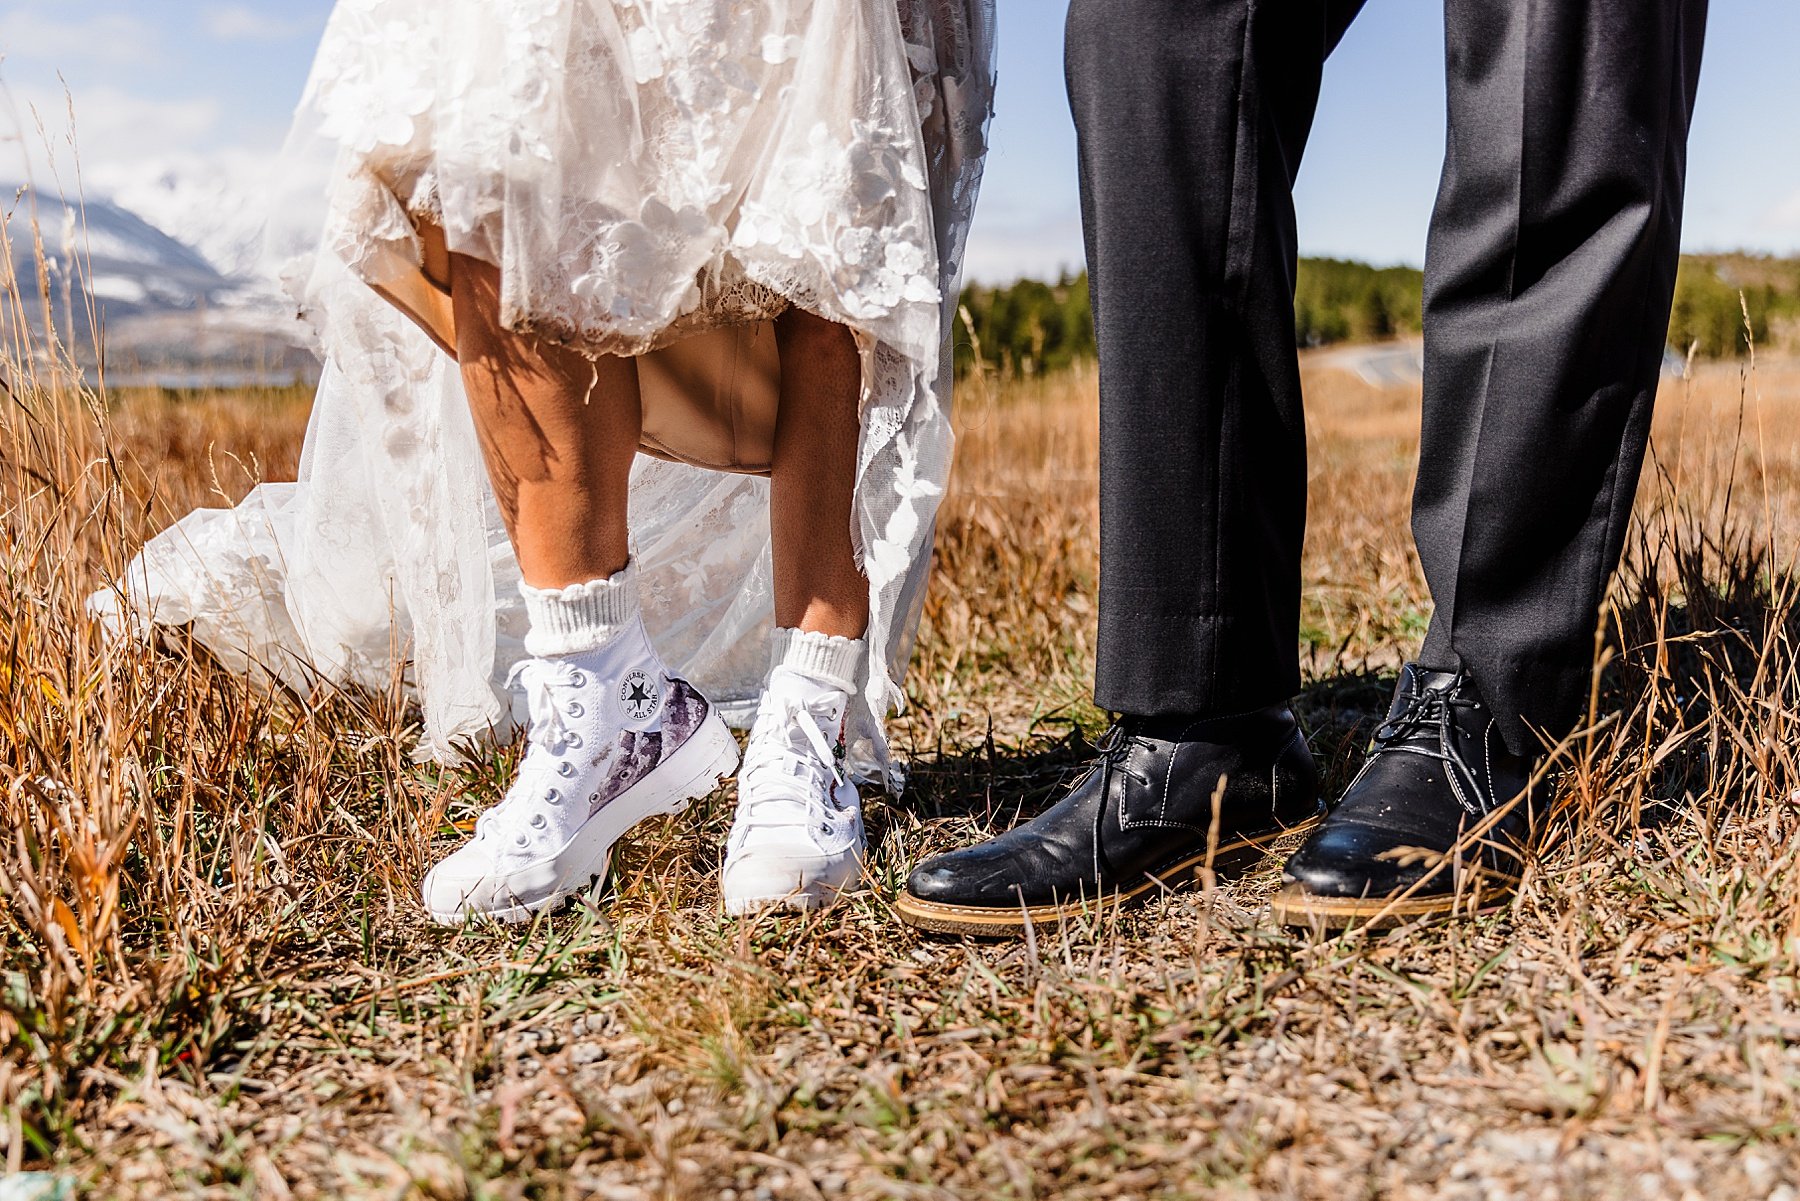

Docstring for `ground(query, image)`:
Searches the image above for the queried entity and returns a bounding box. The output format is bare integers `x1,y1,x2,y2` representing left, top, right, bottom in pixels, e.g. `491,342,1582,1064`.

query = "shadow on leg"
448,251,641,588
770,307,869,638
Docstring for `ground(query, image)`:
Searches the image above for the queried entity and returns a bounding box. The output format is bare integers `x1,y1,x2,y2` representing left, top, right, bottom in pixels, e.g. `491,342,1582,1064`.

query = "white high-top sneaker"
423,616,739,924
721,665,866,913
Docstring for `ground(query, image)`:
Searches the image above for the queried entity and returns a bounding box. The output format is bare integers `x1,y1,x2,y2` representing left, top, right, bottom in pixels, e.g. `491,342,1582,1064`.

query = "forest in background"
956,253,1800,377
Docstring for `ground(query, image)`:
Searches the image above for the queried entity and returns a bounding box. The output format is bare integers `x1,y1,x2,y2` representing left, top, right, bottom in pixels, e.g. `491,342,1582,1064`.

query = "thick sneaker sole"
721,850,866,916
893,808,1326,938
426,711,741,925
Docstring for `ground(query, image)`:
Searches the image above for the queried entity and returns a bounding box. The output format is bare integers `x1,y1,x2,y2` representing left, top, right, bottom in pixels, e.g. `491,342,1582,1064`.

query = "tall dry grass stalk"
1,187,436,1179
2,186,1799,1194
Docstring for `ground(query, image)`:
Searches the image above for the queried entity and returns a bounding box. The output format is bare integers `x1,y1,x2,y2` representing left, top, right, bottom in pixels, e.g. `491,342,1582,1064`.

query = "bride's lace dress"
98,0,996,787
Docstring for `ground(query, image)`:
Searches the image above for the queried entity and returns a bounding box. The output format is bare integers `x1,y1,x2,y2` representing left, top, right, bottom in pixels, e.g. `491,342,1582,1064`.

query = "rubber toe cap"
421,846,526,921
722,849,860,913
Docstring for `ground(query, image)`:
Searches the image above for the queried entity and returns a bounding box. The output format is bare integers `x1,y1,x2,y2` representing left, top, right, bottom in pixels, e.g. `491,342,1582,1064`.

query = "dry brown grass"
4,282,1800,1198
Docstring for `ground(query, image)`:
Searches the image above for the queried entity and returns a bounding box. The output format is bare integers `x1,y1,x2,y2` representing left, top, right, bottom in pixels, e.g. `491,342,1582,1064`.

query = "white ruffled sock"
768,627,864,696
519,560,640,658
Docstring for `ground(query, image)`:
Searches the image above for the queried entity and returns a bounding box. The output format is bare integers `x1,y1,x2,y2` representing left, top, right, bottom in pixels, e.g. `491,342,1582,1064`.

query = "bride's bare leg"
720,307,869,916
770,308,869,638
449,252,640,587
424,255,747,928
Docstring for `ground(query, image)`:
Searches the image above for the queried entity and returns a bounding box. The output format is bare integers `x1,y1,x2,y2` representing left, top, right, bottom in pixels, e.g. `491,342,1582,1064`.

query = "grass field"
3,336,1799,1197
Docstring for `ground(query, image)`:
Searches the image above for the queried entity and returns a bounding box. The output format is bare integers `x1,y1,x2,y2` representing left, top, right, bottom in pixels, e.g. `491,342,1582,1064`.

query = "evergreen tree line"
956,254,1800,377
1668,254,1800,359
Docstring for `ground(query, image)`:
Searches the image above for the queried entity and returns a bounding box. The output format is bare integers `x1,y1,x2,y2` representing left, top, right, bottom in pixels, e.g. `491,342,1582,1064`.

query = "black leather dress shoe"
1272,664,1540,929
896,705,1325,937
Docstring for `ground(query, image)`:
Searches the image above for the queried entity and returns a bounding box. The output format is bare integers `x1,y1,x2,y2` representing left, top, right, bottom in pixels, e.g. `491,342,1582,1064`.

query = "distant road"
1304,337,1690,386
1305,339,1424,387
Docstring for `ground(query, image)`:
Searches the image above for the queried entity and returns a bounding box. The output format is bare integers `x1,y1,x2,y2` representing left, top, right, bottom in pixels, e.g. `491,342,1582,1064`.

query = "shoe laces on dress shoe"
1085,719,1157,788
1367,668,1498,821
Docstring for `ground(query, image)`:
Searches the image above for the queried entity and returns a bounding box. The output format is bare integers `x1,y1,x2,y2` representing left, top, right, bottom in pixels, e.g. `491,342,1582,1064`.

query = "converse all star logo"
619,670,661,722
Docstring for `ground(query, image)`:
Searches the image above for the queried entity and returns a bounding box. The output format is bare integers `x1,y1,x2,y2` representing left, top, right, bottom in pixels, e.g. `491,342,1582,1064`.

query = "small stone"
1742,1155,1774,1190
1475,1130,1557,1165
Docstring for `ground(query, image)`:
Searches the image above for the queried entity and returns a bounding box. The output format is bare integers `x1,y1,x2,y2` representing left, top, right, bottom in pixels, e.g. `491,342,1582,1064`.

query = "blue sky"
3,0,1798,281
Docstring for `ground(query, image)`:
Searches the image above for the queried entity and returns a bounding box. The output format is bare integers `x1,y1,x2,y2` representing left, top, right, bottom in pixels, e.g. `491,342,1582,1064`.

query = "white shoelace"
475,658,592,846
736,691,846,832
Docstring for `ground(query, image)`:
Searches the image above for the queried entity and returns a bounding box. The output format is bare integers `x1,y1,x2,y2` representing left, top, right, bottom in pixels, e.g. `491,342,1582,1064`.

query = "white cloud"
0,61,328,285
0,8,163,69
2,82,222,182
202,4,317,43
1762,188,1800,232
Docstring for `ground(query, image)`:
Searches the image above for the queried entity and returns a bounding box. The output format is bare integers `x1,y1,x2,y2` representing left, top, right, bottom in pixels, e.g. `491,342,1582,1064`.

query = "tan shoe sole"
894,811,1324,939
1268,875,1518,931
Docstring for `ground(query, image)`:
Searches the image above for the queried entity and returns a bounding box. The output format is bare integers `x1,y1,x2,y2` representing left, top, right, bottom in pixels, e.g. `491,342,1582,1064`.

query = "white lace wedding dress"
98,0,996,787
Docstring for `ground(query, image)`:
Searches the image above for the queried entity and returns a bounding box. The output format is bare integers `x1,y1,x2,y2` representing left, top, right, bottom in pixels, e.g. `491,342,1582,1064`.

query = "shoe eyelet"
515,833,530,847
589,793,600,805
544,788,560,803
557,761,576,779
529,813,547,829
569,671,586,687
565,733,584,749
566,702,584,718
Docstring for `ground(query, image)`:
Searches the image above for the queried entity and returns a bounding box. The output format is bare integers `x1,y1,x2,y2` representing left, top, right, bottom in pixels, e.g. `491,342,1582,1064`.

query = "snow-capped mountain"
2,183,318,386
101,168,273,284
7,184,232,315
86,148,325,285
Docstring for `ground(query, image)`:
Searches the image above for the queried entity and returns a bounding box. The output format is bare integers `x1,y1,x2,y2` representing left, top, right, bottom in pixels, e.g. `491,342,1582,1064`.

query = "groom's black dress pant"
1069,0,1708,755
